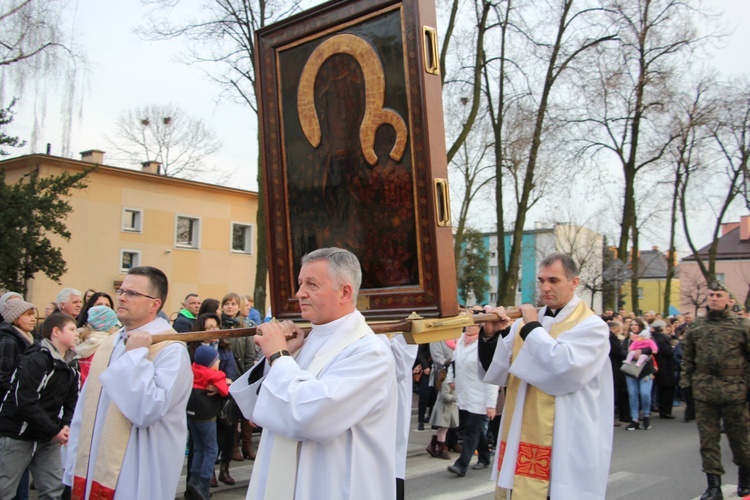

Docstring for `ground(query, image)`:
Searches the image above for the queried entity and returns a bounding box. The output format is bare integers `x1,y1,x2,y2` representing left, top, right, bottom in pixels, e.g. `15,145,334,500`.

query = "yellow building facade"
1,151,259,318
621,278,681,316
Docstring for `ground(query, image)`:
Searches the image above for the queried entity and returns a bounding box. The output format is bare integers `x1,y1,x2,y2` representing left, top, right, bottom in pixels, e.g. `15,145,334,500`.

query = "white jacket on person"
453,334,498,414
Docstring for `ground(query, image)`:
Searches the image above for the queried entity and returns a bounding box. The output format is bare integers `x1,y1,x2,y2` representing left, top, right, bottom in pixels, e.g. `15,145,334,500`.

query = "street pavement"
179,400,749,499
26,396,744,498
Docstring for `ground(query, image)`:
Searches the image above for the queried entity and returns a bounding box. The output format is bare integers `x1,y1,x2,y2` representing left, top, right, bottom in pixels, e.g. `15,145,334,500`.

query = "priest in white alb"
63,266,193,499
477,253,613,500
229,248,398,500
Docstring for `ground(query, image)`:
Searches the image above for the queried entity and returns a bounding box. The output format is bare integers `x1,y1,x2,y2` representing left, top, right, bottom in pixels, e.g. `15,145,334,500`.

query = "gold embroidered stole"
496,301,594,500
72,331,179,500
247,317,372,500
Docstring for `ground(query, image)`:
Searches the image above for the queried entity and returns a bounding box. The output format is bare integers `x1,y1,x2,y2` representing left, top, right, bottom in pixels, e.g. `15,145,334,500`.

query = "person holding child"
624,326,658,369
624,318,658,430
0,312,80,498
185,345,231,500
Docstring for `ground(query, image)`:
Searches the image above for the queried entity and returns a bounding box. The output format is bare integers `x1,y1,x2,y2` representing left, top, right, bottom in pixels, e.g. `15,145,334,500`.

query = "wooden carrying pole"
150,308,523,345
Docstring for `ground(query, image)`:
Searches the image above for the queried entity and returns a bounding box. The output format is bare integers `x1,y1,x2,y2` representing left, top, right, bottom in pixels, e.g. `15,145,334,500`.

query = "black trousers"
452,411,490,473
658,386,676,417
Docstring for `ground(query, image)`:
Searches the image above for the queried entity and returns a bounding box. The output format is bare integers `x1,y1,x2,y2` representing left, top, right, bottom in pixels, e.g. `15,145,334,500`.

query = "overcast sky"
3,0,749,250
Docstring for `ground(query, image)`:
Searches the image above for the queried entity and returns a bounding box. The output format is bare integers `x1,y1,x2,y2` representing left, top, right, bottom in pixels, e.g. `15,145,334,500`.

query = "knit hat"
87,306,119,332
194,345,219,368
2,300,35,324
639,330,652,339
0,292,22,311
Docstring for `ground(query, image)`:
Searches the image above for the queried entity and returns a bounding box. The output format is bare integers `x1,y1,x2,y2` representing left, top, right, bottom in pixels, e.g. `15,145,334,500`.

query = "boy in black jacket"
186,345,230,500
0,313,80,498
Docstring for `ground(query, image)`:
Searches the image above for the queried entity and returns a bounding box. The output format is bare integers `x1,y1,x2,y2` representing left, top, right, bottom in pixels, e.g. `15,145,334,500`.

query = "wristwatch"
268,350,291,366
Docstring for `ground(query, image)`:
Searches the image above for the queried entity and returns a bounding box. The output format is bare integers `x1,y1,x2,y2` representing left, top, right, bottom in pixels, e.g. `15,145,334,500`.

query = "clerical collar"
545,308,560,318
545,298,575,318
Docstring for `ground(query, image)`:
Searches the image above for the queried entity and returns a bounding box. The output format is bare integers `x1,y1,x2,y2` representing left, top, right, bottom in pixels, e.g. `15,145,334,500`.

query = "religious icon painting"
256,0,457,321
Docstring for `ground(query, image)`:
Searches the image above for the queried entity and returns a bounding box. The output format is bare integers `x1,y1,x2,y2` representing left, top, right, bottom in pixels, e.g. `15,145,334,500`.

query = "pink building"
680,216,750,314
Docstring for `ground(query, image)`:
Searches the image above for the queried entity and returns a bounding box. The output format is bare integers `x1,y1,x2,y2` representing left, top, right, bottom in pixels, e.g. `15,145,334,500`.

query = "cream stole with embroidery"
496,300,594,500
71,331,178,500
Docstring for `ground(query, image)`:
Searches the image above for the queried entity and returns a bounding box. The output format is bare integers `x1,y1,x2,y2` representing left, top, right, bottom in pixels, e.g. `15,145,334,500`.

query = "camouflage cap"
708,280,729,293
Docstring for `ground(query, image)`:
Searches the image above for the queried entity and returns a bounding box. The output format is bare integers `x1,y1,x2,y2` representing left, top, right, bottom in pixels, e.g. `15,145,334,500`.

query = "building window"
490,252,496,258
122,208,143,233
120,250,141,272
637,287,644,299
231,222,253,254
489,266,498,275
175,215,200,249
489,293,497,303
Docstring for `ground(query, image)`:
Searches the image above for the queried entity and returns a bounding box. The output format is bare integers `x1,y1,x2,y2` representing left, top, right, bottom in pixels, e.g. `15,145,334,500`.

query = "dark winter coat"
609,333,628,387
218,341,239,381
0,339,79,442
173,310,196,333
222,314,257,374
0,321,35,398
653,332,677,387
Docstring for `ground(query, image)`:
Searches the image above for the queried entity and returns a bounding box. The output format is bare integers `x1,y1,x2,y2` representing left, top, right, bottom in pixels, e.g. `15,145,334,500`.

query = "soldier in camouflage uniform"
680,281,750,500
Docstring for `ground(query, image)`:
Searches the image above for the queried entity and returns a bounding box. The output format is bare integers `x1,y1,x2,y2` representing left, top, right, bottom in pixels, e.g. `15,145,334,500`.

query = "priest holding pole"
478,253,613,500
229,247,399,500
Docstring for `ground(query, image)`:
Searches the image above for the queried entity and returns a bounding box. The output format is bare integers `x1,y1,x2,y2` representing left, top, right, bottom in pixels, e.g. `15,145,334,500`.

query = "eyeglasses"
116,289,158,300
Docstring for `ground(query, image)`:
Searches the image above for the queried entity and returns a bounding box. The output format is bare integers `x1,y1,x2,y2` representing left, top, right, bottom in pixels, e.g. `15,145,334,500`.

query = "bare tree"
1,0,85,156
0,0,69,67
450,123,495,268
661,79,714,315
681,79,750,283
139,0,301,313
440,0,491,164
482,0,616,304
108,103,222,179
569,0,710,312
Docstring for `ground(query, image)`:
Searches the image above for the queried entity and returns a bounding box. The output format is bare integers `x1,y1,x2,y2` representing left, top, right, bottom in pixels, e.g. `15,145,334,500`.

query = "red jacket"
191,363,230,397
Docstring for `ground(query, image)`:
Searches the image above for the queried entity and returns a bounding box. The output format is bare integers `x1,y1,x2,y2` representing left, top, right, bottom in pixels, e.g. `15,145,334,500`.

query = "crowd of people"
0,282,267,500
0,250,748,500
606,309,688,431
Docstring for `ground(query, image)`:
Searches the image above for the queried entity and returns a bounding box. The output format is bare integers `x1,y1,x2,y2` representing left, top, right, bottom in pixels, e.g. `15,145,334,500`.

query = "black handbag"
218,397,236,426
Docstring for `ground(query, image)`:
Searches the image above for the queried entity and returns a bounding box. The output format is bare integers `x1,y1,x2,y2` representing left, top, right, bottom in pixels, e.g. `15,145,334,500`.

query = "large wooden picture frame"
256,0,457,321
